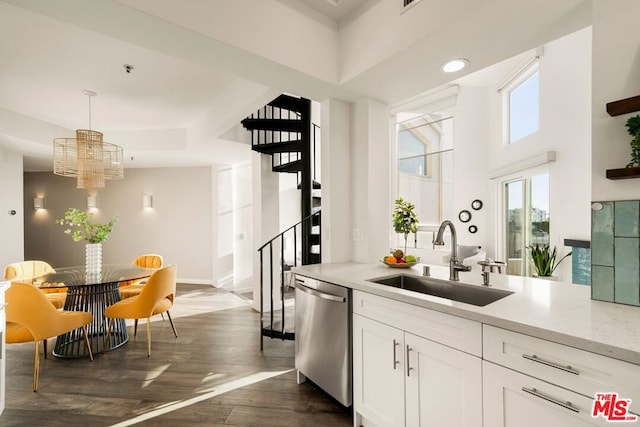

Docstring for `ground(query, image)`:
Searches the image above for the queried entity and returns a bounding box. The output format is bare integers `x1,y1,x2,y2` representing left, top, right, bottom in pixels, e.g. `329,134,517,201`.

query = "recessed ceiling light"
442,59,469,73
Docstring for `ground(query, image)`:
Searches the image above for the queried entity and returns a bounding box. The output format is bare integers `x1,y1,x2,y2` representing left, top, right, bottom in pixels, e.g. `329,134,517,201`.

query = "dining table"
34,264,157,358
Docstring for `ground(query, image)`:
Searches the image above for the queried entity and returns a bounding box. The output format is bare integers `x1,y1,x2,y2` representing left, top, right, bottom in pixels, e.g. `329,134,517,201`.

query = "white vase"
85,243,102,275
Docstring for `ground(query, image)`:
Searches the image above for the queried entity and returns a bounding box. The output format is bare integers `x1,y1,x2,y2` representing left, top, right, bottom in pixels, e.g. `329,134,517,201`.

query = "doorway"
504,172,549,276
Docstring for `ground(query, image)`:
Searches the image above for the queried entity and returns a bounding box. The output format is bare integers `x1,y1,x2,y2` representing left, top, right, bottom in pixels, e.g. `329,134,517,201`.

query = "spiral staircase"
241,94,321,347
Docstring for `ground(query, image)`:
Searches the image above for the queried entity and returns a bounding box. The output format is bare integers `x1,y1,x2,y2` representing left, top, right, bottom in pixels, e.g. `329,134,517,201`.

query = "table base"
54,281,129,358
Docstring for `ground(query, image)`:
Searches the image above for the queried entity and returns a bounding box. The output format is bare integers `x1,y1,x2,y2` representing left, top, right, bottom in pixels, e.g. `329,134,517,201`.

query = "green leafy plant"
626,115,640,167
527,244,571,277
392,197,419,254
57,208,118,244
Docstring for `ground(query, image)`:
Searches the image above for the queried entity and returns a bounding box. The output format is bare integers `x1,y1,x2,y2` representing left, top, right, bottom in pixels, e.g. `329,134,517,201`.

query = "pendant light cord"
88,93,92,130
83,89,97,130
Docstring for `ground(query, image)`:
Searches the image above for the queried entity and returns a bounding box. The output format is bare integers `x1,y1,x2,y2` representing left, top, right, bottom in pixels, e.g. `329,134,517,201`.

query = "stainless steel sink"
367,274,513,307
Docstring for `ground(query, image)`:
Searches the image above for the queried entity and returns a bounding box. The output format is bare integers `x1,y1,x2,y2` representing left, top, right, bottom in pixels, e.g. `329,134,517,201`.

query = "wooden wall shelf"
606,166,640,180
607,95,640,116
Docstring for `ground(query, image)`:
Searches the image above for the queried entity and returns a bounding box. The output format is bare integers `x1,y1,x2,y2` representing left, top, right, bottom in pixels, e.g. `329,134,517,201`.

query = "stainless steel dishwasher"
295,275,352,407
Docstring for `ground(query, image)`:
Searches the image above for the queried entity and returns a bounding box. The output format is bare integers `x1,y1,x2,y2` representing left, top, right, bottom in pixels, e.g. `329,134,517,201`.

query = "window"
504,171,549,276
398,125,428,176
505,66,539,144
397,114,453,227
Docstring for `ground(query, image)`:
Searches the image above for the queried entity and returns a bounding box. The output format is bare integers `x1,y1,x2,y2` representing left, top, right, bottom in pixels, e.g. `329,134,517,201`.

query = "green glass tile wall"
592,265,614,301
592,200,640,305
614,237,640,305
572,247,590,285
615,201,640,237
592,202,614,267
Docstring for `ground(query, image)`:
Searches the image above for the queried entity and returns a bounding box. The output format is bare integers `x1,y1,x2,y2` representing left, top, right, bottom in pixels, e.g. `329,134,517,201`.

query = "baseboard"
177,278,213,286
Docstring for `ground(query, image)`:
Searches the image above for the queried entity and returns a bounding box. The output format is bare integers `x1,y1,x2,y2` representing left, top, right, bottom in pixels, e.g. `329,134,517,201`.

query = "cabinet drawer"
484,361,613,427
484,325,640,414
353,290,481,356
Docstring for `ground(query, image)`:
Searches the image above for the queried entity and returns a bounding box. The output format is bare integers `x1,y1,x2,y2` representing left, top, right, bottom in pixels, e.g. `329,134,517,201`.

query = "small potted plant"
392,197,419,255
527,244,571,278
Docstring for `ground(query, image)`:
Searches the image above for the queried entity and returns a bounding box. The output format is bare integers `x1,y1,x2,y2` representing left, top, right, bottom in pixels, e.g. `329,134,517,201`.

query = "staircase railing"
258,209,321,350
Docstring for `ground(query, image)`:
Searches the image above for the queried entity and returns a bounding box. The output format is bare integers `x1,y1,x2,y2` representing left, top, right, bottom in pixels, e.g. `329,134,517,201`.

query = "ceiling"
0,0,591,174
277,0,376,23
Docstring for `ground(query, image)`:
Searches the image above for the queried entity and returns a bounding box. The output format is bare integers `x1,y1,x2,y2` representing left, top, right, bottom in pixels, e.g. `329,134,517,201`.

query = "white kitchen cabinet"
353,314,405,427
404,332,482,427
484,361,609,427
353,290,482,427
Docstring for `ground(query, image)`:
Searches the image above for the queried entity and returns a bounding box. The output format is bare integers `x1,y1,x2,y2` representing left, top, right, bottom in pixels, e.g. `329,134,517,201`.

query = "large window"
504,171,549,276
506,66,539,144
397,114,453,227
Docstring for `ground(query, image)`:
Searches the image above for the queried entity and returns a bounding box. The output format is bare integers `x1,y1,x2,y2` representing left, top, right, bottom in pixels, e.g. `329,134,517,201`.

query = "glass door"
505,173,549,276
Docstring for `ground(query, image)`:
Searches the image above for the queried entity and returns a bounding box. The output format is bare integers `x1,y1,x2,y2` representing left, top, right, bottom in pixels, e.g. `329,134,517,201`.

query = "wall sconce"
33,197,44,210
142,194,153,209
87,196,97,210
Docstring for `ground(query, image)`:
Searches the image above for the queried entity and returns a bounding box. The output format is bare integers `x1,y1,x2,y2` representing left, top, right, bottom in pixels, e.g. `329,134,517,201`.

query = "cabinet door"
353,314,405,427
405,333,482,427
484,361,611,427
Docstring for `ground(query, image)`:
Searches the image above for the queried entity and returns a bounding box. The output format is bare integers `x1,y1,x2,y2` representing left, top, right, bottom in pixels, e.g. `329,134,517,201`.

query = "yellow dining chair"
105,265,177,357
5,282,93,391
119,254,164,300
4,260,67,309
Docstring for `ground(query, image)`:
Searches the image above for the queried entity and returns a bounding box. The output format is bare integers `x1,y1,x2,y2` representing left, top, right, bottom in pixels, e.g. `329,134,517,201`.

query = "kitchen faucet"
433,220,471,281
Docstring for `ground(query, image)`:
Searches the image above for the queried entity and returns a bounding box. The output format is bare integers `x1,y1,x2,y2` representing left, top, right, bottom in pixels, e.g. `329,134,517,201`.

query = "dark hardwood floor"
1,284,352,426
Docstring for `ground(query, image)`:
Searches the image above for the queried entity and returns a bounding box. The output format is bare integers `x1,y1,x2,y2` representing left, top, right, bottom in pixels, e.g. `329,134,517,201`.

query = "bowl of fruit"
382,250,419,268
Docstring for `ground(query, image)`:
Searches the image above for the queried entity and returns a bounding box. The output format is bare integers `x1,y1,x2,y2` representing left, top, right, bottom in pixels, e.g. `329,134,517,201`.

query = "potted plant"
57,208,118,243
527,244,571,278
57,208,118,275
392,197,419,255
626,115,640,167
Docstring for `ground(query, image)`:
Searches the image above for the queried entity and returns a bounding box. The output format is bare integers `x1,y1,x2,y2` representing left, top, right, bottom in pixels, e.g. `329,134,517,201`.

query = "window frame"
502,61,540,146
495,165,550,277
395,114,454,233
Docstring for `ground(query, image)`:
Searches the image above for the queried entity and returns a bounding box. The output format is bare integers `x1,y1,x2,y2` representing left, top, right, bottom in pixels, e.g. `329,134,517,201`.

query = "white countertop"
292,262,640,365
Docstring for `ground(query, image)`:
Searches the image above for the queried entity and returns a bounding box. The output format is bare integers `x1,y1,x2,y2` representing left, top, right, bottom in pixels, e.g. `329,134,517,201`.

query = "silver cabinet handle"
406,346,414,377
295,283,346,303
522,354,580,375
393,339,400,370
522,387,580,413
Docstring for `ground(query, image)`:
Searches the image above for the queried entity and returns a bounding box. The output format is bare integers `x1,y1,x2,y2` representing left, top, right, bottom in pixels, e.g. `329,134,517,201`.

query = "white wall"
23,167,214,283
451,86,492,252
321,98,352,262
592,0,640,201
217,166,234,287
252,152,281,310
350,98,391,262
485,27,592,281
217,162,257,292
231,162,254,291
0,149,24,269
279,173,301,237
